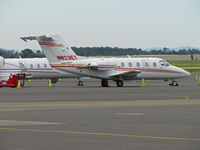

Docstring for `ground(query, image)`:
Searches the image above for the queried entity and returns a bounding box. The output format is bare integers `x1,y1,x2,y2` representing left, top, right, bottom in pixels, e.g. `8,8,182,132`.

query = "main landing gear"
116,80,123,87
101,79,124,87
169,80,179,86
101,79,109,87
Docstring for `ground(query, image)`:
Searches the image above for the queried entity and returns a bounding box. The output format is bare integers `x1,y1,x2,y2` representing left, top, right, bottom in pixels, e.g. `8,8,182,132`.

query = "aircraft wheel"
172,81,179,86
116,80,123,87
101,79,108,87
170,80,179,86
77,80,84,86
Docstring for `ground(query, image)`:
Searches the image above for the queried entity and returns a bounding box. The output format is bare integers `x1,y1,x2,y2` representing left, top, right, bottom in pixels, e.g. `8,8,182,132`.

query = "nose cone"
184,70,191,77
179,67,191,77
172,66,191,78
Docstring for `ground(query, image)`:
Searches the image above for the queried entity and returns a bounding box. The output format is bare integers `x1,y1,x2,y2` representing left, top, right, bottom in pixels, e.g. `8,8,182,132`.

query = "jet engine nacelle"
0,56,5,68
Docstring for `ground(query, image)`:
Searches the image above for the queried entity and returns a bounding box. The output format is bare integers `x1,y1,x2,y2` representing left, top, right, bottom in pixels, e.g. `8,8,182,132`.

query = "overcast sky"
0,0,199,50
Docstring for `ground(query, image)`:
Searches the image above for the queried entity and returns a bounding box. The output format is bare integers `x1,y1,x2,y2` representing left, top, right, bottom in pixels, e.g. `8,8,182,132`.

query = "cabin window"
121,62,125,67
153,62,157,67
44,64,47,68
37,64,40,68
30,64,33,68
136,62,140,67
145,62,149,67
128,62,132,67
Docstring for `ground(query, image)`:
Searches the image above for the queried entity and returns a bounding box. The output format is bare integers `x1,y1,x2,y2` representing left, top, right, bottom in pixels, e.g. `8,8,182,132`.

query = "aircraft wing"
109,70,140,78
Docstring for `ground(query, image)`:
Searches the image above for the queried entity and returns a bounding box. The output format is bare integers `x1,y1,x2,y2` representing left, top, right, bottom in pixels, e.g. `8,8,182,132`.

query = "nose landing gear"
169,80,179,86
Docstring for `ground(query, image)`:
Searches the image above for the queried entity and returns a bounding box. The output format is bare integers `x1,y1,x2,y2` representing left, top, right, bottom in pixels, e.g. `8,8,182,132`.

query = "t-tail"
21,35,79,64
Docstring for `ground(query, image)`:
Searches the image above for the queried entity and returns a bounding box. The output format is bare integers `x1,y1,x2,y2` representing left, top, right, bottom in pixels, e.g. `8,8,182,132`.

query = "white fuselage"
51,57,190,80
20,34,190,83
0,58,79,81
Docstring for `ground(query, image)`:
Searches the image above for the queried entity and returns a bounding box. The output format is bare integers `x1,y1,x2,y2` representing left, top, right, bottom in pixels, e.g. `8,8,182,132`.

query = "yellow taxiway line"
0,127,199,142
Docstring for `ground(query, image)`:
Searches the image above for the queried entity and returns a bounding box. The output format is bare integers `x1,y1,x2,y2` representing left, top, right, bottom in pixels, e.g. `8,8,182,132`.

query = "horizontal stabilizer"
21,35,54,42
21,36,37,42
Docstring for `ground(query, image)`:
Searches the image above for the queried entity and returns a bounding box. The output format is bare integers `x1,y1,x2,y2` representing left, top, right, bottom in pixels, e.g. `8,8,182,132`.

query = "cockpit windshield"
159,60,170,67
165,61,170,66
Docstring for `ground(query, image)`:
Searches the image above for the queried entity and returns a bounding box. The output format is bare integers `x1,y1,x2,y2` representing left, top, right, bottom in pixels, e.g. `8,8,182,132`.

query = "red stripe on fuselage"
50,65,183,74
51,65,116,69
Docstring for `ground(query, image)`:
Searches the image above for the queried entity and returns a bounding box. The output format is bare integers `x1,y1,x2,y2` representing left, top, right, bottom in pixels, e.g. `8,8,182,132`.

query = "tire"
116,80,123,87
78,81,84,86
101,79,108,87
172,81,179,86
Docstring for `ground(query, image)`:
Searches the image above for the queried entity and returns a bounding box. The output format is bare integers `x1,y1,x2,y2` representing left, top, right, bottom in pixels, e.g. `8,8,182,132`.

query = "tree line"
0,49,45,58
0,47,200,58
72,47,200,56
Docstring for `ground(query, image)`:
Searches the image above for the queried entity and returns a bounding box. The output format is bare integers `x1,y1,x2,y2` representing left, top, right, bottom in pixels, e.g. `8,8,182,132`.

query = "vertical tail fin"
21,35,78,64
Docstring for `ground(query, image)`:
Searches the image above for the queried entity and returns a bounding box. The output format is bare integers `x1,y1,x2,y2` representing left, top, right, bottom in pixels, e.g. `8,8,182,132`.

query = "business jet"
21,35,190,87
0,56,84,85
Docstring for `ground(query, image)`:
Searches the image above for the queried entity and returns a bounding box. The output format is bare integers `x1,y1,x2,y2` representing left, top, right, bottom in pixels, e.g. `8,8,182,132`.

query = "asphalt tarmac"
0,75,199,102
0,75,199,150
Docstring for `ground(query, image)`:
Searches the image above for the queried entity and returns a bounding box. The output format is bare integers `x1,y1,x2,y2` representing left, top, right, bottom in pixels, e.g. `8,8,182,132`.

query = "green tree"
21,49,35,58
